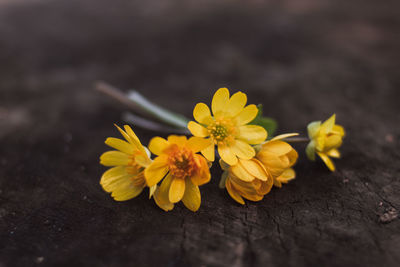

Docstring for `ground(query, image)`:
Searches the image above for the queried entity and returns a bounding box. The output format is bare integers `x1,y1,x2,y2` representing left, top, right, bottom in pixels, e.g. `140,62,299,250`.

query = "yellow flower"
219,158,273,204
100,125,153,201
306,114,345,171
188,88,267,166
145,135,211,212
256,133,299,187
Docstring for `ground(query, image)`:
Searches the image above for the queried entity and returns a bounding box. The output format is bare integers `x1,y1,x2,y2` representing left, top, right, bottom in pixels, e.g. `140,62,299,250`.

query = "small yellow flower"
306,114,345,171
219,158,273,204
256,133,299,187
100,125,153,201
188,88,267,166
145,135,211,212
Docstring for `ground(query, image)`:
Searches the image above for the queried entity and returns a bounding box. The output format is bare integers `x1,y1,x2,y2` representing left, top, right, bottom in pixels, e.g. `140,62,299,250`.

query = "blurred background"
1,0,398,137
0,0,399,266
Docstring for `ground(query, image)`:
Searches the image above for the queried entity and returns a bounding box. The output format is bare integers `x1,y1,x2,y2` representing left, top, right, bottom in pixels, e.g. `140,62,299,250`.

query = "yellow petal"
279,168,296,181
270,133,299,141
258,179,273,195
114,124,145,153
105,137,134,155
327,148,341,158
100,151,130,166
111,185,143,201
149,185,157,198
226,92,247,117
218,145,238,166
332,125,345,137
191,155,211,186
124,125,141,143
100,166,129,192
167,135,187,146
317,152,335,171
305,141,316,161
101,165,126,181
287,149,298,166
225,178,245,204
182,179,201,212
230,175,258,193
153,174,174,211
187,137,212,153
321,114,336,133
135,154,152,168
188,121,209,138
235,104,258,126
211,88,229,116
148,137,169,156
315,135,325,151
238,125,267,144
261,140,293,156
114,124,134,144
193,103,213,125
169,177,186,203
201,143,215,162
241,192,264,202
131,173,146,187
100,166,145,201
325,135,342,150
307,121,321,139
230,140,255,160
239,159,269,181
231,162,255,182
274,179,282,188
144,156,169,186
257,152,287,175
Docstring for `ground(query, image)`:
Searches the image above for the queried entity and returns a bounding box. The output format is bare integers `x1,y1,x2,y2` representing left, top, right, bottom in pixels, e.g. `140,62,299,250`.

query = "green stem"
122,112,189,134
95,81,190,129
283,137,310,143
126,90,189,129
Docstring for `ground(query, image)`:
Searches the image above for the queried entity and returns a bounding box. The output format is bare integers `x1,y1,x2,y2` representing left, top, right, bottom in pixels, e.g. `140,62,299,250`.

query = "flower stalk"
282,137,310,143
95,81,190,131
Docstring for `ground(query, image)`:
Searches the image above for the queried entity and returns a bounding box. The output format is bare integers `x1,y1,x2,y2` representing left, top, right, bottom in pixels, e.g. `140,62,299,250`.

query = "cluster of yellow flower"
99,88,345,212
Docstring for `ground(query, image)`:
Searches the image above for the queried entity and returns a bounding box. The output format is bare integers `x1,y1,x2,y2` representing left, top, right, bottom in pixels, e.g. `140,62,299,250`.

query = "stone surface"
0,0,399,266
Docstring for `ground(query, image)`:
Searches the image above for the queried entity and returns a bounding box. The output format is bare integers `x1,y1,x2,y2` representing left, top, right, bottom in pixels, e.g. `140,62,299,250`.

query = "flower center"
168,147,198,179
207,119,236,145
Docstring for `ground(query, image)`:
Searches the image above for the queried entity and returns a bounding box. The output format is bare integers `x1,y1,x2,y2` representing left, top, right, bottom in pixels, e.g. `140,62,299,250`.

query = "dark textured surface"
0,0,399,266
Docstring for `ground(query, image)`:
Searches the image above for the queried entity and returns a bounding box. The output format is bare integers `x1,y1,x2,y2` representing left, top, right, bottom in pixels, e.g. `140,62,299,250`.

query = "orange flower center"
167,146,199,179
207,118,236,145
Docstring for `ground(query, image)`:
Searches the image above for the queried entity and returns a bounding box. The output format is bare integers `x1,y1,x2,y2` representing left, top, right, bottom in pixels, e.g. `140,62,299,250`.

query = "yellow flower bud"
256,134,298,187
219,158,273,205
306,114,345,171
